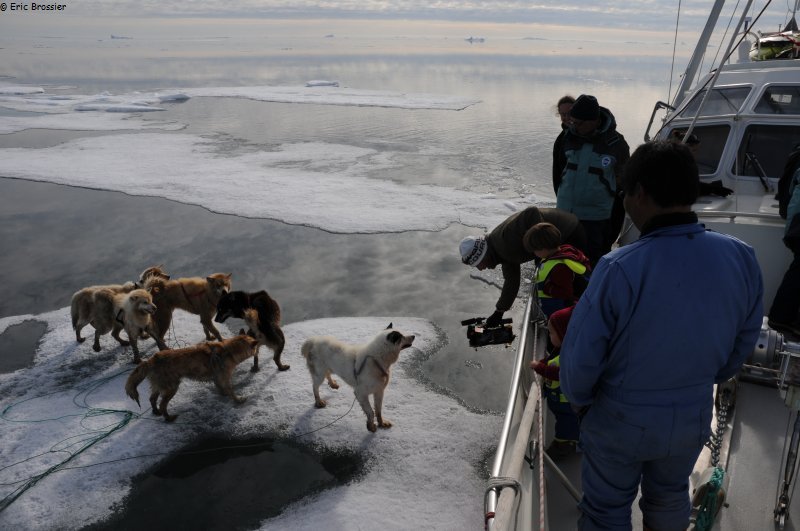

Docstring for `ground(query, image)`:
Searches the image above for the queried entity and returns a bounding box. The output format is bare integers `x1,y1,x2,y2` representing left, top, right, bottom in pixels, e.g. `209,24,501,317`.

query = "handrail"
486,283,545,529
697,210,782,221
493,380,540,531
489,287,538,481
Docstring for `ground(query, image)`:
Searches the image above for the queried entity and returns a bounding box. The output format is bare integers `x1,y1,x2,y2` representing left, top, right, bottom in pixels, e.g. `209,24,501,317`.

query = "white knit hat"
460,236,488,266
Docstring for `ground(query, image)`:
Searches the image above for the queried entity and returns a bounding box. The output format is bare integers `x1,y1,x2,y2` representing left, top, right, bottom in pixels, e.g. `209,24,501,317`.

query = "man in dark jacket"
556,94,630,265
552,95,575,194
770,144,800,335
459,207,587,327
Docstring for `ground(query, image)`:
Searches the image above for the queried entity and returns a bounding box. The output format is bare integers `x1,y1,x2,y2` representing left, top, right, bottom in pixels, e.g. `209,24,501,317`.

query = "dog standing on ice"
74,288,161,363
125,334,260,422
301,324,415,433
70,265,170,345
214,290,287,372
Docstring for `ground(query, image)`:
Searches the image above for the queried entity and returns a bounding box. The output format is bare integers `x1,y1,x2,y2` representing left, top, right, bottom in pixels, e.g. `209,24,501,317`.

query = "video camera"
461,317,516,348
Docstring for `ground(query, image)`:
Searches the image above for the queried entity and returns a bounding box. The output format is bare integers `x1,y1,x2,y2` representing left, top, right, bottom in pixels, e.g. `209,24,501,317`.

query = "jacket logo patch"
601,155,613,168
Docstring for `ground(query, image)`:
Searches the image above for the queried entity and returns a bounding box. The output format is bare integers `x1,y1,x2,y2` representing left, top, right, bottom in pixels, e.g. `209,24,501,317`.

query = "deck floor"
535,381,798,530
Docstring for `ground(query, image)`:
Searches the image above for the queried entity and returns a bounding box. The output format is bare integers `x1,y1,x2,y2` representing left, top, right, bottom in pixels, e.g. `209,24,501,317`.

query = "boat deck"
536,381,800,530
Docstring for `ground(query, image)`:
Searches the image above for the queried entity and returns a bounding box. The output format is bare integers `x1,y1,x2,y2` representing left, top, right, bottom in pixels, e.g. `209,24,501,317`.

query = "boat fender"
692,466,726,531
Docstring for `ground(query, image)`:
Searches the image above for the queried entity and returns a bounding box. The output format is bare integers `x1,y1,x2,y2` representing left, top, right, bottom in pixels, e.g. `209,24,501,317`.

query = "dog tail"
125,361,150,407
70,295,79,330
301,339,313,360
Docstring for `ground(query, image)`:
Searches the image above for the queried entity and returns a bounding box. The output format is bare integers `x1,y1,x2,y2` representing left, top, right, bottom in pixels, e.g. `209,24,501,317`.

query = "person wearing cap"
560,141,763,531
459,206,586,327
556,94,630,265
531,304,580,459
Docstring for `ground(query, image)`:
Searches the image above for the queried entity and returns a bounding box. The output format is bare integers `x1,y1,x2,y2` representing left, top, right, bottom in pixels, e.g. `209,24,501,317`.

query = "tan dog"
144,272,232,345
134,264,170,287
70,265,169,344
125,334,260,422
78,288,161,363
301,324,415,432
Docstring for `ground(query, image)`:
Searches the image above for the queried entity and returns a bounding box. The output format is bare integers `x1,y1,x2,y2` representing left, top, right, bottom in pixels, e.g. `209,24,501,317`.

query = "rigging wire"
668,0,684,105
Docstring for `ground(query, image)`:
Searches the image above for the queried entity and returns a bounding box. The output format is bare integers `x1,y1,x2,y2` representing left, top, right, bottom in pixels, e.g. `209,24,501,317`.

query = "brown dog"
125,334,260,422
77,288,163,363
144,272,232,345
71,265,169,344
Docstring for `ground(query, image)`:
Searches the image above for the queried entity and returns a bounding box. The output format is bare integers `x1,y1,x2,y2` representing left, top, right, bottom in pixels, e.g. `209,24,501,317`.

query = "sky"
1,0,795,34
0,0,731,30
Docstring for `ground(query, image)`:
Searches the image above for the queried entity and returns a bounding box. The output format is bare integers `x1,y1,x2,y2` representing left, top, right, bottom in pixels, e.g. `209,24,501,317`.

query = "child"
531,305,579,459
524,222,591,317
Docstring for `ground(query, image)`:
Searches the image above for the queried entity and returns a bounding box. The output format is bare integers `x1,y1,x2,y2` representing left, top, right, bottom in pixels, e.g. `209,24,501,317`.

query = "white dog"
301,323,415,432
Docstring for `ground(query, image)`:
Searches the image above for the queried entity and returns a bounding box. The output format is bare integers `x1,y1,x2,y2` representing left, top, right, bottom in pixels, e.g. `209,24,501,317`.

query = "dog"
134,264,170,287
125,334,260,422
301,323,415,432
76,288,162,363
214,290,287,372
143,272,232,345
70,265,169,344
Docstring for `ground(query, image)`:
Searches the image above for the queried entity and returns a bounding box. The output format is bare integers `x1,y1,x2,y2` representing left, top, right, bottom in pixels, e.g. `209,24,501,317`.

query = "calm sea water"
0,18,673,411
0,18,675,528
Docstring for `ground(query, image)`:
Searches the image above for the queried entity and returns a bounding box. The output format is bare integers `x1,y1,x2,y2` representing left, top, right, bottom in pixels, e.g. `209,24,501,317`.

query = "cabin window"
668,125,730,175
678,87,751,117
733,124,800,178
754,85,800,114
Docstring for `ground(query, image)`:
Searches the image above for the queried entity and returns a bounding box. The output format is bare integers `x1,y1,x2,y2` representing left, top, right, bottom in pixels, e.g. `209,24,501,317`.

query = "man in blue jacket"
560,141,764,531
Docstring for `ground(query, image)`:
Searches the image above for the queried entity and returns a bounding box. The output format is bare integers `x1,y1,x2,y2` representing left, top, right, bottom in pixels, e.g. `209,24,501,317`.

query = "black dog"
214,290,288,372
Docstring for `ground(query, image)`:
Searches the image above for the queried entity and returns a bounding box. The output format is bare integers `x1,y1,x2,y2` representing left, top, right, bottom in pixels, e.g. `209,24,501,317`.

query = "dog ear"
385,322,393,330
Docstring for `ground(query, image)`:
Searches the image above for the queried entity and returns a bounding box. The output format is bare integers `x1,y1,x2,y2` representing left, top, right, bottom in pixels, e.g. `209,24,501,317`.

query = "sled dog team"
70,266,415,432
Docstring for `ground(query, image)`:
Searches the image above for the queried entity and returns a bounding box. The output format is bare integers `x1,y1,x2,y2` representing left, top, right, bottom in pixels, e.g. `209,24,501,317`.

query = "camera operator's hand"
485,310,504,328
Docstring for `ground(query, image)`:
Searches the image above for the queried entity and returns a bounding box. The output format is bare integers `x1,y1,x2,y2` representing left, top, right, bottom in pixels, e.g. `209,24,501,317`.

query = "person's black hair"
623,141,699,207
557,95,576,107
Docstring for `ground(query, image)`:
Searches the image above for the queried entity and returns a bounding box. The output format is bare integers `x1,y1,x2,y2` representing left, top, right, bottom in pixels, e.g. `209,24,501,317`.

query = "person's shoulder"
702,228,757,253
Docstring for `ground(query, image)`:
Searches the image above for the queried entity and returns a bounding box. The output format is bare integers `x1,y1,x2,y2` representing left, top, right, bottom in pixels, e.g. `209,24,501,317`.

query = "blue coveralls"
560,216,763,531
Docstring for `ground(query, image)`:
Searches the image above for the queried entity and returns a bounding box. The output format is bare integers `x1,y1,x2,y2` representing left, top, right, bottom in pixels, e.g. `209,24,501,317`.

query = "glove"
485,310,503,328
530,360,547,375
700,180,734,197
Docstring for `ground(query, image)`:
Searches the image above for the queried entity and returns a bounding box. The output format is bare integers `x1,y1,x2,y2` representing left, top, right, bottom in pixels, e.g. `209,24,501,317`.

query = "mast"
672,0,727,108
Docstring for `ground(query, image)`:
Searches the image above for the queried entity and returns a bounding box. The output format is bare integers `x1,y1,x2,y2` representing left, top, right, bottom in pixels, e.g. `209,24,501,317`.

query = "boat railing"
696,210,782,222
485,283,548,530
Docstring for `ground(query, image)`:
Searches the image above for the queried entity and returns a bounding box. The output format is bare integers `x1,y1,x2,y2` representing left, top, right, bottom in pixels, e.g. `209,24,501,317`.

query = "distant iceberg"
306,80,339,87
0,86,45,95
